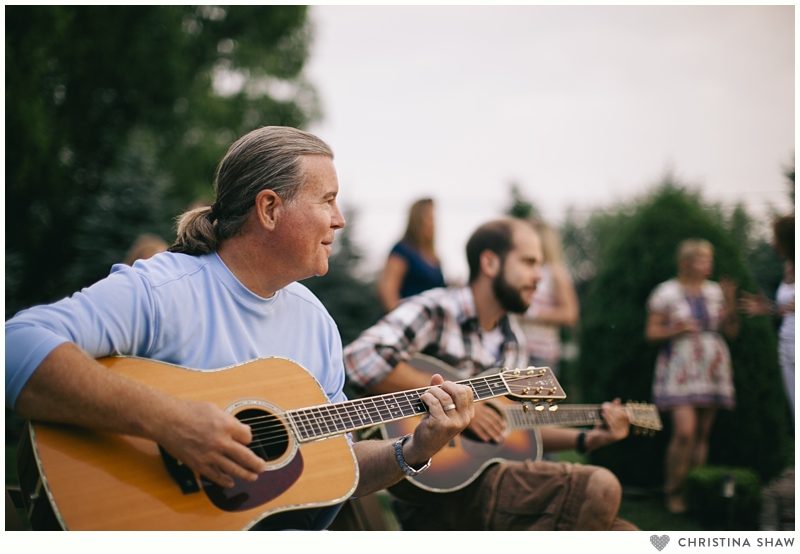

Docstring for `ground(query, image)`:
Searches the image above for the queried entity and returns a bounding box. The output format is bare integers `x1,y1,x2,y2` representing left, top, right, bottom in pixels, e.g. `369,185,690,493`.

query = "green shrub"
580,184,790,486
685,466,761,530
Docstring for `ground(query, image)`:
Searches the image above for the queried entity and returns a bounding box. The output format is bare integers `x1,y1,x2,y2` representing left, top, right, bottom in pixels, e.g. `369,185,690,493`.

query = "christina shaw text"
678,538,794,548
757,538,794,547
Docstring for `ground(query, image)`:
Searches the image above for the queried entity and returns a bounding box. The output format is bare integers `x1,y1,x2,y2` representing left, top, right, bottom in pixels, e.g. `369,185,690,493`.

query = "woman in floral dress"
645,239,739,513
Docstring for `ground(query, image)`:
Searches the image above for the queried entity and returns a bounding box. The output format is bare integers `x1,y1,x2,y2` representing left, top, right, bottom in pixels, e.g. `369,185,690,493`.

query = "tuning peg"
522,387,530,394
548,404,558,412
549,387,558,394
534,402,545,412
522,404,529,413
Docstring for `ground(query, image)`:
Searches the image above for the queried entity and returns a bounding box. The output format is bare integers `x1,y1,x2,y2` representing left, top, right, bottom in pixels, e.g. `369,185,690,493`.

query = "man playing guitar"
6,126,475,530
344,218,637,531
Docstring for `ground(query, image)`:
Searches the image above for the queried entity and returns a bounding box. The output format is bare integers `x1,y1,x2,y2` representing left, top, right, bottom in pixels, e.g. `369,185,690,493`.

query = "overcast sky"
304,5,795,282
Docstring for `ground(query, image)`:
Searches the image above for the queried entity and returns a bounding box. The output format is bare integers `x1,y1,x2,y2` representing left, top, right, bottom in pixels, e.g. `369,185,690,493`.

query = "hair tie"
206,203,220,224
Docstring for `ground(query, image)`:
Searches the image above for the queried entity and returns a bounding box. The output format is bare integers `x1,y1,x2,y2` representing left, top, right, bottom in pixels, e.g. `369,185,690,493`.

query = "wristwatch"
394,434,432,476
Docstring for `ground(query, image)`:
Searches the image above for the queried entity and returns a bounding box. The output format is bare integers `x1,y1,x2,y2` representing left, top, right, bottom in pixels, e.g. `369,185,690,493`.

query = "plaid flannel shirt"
343,286,529,394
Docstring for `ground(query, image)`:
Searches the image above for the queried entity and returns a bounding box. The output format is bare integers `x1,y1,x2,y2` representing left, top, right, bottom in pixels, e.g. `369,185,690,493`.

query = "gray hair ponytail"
170,126,333,255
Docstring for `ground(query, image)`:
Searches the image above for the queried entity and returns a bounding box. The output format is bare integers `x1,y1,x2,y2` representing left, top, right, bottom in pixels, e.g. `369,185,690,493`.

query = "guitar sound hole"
236,408,289,462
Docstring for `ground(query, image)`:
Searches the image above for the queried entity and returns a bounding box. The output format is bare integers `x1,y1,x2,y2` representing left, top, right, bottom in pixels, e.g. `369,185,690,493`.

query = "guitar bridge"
158,445,200,494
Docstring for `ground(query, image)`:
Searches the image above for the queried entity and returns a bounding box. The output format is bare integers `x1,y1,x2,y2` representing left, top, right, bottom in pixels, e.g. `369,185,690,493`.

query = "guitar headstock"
498,366,566,412
625,402,663,435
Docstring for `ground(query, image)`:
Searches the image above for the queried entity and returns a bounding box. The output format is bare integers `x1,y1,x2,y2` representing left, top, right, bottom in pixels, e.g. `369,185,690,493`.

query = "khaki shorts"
391,460,636,531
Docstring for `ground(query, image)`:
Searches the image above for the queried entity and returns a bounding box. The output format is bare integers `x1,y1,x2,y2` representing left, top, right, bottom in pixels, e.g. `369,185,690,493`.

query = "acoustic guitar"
17,355,565,530
383,354,662,493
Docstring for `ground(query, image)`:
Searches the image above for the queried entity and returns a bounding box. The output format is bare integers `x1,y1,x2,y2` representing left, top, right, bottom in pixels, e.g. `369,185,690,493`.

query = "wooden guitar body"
18,357,358,530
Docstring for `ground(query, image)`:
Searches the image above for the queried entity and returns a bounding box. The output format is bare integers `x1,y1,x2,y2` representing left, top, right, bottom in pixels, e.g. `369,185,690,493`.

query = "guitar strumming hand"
467,403,508,443
149,394,263,489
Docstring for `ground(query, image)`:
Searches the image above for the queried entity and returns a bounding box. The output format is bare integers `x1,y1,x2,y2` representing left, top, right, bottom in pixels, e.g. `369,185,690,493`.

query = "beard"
492,266,532,314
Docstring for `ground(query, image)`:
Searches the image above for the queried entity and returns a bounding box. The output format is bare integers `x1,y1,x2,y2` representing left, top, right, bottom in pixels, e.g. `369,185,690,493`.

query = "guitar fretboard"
505,405,604,430
288,373,512,442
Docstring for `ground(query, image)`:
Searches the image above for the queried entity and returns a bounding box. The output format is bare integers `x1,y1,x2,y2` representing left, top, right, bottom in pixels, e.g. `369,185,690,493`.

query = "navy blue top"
390,241,446,299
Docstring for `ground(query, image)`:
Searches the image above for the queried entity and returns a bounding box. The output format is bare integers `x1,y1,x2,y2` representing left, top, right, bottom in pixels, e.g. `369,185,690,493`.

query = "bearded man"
344,218,636,531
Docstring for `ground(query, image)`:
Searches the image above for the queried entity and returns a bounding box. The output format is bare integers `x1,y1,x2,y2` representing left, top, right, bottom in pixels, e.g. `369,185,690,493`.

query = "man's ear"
480,250,501,278
254,189,281,231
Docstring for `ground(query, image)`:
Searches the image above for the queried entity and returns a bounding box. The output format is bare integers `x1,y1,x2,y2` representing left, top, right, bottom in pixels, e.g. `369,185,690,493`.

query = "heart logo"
650,535,670,551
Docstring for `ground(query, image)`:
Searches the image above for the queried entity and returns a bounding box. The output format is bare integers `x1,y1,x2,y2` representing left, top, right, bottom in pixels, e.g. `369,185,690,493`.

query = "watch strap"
393,434,432,476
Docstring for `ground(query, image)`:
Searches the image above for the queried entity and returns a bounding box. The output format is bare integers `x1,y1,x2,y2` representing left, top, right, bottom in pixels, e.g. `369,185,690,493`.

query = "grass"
618,491,703,531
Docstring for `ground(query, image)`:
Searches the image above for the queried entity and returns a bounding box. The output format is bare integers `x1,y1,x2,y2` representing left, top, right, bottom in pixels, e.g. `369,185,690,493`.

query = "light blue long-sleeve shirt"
5,251,347,410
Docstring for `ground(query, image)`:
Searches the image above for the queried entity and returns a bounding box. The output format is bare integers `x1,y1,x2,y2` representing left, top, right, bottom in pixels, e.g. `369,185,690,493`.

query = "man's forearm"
539,427,611,453
351,440,408,497
14,342,168,439
539,427,583,453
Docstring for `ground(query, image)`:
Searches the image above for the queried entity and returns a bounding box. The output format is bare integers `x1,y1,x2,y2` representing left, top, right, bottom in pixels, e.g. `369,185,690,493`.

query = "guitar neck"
287,373,513,442
503,404,605,430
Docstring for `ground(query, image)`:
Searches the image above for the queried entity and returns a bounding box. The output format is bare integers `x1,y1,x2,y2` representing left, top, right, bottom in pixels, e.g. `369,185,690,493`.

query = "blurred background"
5,5,795,531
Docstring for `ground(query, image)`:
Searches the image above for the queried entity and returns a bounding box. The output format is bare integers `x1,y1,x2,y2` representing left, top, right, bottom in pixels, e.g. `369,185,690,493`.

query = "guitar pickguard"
201,452,304,512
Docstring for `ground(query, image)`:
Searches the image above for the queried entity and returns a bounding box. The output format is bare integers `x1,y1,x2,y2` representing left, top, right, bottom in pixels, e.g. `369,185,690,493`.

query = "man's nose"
332,205,346,229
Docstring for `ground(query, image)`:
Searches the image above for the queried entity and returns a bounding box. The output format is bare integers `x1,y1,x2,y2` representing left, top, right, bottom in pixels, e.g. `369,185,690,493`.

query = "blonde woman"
645,239,738,513
377,198,445,313
518,221,578,377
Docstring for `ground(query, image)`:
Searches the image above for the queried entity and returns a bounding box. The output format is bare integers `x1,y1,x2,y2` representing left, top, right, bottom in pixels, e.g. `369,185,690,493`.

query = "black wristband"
576,430,588,454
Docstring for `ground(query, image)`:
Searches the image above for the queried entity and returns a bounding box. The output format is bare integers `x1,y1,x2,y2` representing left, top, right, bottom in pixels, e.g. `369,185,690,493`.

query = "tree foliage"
578,184,790,485
6,5,318,317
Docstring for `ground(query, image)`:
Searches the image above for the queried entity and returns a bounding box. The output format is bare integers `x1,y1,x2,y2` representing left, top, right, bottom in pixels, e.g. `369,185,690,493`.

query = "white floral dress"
647,279,736,410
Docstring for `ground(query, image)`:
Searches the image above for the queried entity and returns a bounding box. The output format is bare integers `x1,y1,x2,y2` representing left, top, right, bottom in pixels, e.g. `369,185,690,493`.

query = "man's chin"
297,263,329,281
